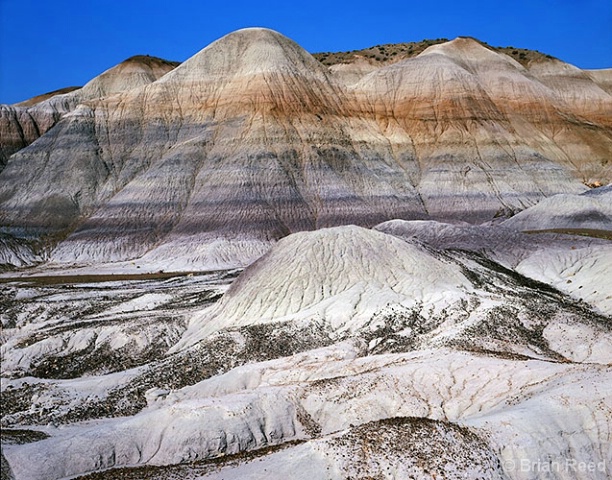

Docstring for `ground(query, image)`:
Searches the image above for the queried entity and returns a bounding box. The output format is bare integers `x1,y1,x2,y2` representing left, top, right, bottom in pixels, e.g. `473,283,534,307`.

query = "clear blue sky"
1,0,611,104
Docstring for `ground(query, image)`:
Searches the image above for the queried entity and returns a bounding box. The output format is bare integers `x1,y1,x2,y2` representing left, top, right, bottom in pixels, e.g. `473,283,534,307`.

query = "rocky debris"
1,429,50,445
0,275,226,379
70,441,305,480
1,316,335,427
4,345,609,479
0,450,14,480
326,417,505,479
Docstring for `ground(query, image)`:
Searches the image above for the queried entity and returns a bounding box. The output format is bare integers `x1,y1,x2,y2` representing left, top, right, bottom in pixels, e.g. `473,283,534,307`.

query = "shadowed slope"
501,186,612,232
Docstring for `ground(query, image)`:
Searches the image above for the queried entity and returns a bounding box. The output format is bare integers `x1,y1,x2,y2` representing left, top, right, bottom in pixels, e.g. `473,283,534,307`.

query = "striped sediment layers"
1,28,610,269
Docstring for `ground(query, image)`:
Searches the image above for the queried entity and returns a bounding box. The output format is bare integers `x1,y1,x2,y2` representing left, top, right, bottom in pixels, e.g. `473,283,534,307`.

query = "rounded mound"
175,226,472,349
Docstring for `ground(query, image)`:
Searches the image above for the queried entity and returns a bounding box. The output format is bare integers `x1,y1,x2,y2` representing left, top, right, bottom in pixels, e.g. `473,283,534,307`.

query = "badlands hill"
1,28,611,271
175,225,472,349
314,37,560,85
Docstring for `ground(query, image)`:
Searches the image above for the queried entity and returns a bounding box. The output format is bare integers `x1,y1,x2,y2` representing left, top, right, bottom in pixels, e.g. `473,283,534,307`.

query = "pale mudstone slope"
1,29,610,270
516,245,612,315
495,187,612,313
4,346,610,479
176,225,611,359
375,216,612,314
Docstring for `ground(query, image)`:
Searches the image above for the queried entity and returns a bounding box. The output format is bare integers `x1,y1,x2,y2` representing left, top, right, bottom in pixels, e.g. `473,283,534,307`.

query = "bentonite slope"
174,225,473,349
500,185,612,232
1,28,611,270
375,217,612,314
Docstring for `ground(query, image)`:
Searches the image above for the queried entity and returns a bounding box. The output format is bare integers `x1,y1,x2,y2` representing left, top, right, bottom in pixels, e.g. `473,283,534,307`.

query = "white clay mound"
175,225,472,349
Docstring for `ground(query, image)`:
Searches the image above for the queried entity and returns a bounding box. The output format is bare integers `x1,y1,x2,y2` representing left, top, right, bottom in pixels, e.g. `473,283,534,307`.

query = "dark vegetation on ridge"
312,37,557,67
10,38,562,106
14,86,82,107
120,54,181,68
313,38,450,65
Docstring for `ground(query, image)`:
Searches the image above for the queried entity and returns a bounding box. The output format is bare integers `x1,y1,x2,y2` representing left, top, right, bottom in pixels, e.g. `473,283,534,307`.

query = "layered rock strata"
1,28,610,269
